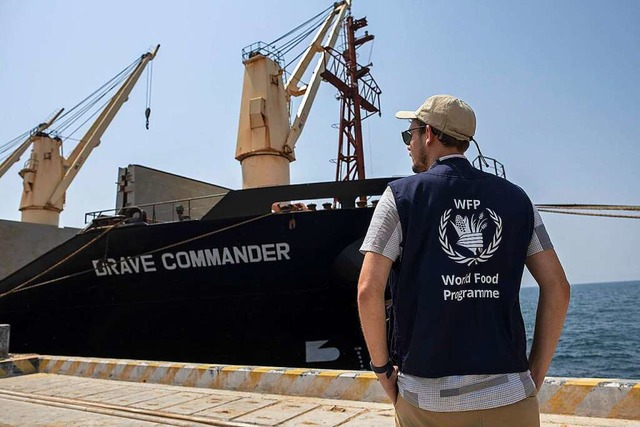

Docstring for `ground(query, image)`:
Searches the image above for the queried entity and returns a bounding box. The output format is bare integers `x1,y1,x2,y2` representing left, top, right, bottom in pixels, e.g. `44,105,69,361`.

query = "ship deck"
0,355,638,426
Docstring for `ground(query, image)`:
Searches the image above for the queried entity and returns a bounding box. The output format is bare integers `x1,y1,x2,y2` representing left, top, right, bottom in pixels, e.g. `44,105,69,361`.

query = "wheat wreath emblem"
439,208,502,266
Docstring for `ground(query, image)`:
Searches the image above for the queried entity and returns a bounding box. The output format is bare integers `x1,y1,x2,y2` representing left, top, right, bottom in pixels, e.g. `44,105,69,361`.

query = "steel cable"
1,59,138,156
278,11,331,56
53,64,135,136
269,4,334,46
53,58,140,126
0,130,32,155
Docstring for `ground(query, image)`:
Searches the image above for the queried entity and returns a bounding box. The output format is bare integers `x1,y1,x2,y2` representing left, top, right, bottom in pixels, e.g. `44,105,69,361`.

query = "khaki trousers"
395,394,540,427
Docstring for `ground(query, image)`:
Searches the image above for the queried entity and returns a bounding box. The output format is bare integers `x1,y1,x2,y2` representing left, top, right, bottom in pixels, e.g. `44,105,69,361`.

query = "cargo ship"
0,177,394,369
0,1,389,370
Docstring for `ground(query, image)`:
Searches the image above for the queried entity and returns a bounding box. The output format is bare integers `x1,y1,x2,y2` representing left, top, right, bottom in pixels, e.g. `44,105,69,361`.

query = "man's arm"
526,248,570,390
357,251,398,403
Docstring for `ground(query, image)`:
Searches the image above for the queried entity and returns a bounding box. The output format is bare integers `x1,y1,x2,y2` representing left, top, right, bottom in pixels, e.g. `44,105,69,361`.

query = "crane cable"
269,4,334,46
54,62,139,137
145,60,153,130
0,59,141,154
281,15,330,85
0,55,142,160
279,11,331,57
281,26,326,75
274,5,335,76
53,58,140,133
57,95,115,146
0,129,32,158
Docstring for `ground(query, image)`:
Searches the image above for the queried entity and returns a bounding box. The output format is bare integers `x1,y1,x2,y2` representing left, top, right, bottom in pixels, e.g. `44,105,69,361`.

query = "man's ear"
426,125,438,145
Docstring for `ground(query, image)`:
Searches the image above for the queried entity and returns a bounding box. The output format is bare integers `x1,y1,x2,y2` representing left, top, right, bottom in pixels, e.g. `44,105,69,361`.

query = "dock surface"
1,373,637,426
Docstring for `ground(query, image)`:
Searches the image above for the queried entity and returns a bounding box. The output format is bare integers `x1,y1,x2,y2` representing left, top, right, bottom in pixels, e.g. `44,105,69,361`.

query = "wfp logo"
452,212,490,255
439,202,502,266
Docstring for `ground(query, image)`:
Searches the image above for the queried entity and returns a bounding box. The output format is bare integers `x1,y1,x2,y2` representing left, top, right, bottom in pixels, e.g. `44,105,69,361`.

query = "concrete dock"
0,355,638,426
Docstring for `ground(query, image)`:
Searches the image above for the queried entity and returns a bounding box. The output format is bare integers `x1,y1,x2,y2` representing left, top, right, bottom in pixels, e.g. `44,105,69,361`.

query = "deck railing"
84,192,228,224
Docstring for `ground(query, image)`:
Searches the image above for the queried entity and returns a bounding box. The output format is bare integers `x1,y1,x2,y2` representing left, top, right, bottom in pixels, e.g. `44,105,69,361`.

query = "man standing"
357,94,570,426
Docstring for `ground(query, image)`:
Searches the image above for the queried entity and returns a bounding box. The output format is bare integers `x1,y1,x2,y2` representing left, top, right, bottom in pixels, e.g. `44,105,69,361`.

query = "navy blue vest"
388,157,533,378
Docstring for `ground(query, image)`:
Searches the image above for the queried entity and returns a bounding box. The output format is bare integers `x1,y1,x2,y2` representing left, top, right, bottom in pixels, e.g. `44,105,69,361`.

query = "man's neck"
426,150,466,170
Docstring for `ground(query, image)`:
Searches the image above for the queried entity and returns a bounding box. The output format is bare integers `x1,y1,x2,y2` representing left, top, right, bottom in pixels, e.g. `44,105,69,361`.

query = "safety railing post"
0,324,9,360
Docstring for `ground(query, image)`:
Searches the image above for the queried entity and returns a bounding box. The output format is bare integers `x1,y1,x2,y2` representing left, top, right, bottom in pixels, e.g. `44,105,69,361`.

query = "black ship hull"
0,178,394,369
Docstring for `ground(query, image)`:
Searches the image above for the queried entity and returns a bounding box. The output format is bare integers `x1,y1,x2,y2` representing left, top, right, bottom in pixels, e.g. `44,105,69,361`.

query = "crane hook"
145,107,151,130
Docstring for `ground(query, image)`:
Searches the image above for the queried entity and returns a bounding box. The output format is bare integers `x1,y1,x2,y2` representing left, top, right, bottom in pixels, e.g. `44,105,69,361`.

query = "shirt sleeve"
526,204,554,256
360,187,403,262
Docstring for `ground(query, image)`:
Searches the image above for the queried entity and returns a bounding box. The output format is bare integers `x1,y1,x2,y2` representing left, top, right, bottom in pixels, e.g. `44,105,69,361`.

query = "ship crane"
236,1,352,189
0,109,65,179
0,45,159,226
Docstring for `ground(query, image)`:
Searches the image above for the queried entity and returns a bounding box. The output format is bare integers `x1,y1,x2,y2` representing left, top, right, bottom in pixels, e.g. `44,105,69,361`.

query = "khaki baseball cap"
396,94,476,141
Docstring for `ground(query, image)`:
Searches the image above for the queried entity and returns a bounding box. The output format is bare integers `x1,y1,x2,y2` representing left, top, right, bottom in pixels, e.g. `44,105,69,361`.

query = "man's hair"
420,124,470,152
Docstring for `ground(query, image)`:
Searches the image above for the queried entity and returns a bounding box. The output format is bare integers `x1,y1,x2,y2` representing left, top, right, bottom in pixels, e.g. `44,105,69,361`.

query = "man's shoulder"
499,177,531,201
387,175,415,193
477,170,531,199
389,171,439,188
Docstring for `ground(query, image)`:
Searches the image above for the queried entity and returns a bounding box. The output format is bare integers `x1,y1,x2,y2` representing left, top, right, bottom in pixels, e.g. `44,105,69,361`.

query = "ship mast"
322,15,381,183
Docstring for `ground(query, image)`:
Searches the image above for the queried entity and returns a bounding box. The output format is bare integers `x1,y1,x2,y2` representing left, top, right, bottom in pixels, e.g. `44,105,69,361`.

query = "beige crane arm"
47,45,159,208
0,109,64,179
284,1,350,153
284,1,349,96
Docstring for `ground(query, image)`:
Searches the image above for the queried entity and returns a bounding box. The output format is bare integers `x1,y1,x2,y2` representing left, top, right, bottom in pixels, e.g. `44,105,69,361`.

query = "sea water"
520,280,640,380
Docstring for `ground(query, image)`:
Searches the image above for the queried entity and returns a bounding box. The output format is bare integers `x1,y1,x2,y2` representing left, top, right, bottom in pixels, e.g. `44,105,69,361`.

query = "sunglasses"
401,125,426,145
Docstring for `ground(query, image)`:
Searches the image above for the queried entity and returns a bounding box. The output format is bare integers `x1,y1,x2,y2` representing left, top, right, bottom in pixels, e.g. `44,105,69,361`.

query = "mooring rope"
0,219,126,299
535,203,640,219
0,212,274,298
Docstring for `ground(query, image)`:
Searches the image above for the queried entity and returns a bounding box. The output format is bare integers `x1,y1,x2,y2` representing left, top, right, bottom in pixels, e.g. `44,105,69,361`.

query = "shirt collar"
428,154,467,170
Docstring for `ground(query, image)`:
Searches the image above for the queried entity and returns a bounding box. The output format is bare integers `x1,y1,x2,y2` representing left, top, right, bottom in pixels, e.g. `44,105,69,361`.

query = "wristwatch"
369,360,394,379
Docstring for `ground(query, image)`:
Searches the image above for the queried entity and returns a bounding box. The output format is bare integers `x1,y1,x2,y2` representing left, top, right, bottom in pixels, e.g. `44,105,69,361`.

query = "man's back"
389,156,533,377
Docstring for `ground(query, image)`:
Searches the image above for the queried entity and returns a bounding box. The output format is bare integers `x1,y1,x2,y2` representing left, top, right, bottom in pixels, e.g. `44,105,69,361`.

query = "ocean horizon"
521,279,638,288
520,280,640,380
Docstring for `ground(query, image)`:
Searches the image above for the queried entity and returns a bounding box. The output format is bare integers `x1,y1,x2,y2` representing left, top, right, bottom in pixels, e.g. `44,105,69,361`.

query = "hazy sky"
0,0,638,286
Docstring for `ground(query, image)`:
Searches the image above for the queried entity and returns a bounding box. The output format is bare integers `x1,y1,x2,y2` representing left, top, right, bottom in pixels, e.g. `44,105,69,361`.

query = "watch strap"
369,360,394,379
